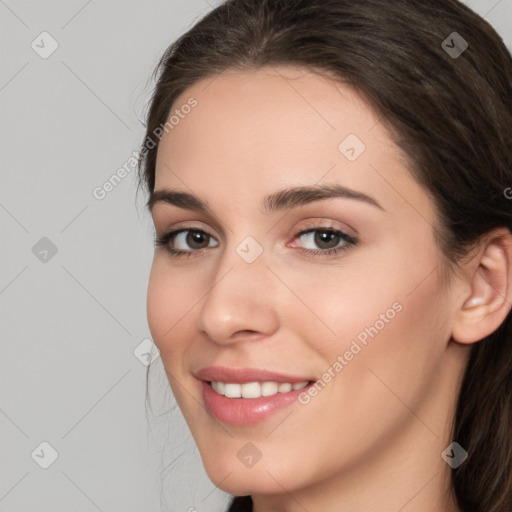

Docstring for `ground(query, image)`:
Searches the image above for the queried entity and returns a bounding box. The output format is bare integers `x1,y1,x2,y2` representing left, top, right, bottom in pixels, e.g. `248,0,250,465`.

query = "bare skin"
146,65,512,512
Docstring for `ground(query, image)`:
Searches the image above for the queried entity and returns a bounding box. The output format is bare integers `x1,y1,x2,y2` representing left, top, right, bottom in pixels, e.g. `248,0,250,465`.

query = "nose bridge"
196,232,279,343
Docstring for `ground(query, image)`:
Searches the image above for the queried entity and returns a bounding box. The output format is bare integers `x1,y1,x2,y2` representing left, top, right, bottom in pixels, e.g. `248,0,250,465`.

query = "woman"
137,0,512,510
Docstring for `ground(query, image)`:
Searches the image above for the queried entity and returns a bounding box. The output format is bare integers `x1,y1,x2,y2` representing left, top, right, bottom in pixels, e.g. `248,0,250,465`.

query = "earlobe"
452,229,512,345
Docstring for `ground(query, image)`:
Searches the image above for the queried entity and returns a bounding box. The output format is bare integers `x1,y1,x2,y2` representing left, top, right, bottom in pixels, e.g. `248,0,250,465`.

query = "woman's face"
147,66,467,500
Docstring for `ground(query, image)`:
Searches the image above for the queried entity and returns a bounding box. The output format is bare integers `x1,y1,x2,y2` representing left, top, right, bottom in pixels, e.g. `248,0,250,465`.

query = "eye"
155,225,358,258
290,225,358,257
155,228,218,258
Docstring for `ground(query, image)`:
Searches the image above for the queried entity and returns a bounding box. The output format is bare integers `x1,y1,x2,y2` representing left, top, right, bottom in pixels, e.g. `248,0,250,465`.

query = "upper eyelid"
155,215,358,236
161,223,357,245
151,200,365,237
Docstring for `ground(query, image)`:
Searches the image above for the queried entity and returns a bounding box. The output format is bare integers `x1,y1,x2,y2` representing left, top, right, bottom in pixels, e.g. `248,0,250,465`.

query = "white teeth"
241,382,261,399
211,381,225,394
210,380,310,398
261,382,278,396
224,383,242,398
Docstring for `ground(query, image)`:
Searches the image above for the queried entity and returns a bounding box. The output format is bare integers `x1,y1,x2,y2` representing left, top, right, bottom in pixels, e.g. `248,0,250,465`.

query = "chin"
200,452,307,496
205,471,287,497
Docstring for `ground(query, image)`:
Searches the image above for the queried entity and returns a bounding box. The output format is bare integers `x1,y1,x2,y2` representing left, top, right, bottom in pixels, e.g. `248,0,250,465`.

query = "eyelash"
155,224,358,259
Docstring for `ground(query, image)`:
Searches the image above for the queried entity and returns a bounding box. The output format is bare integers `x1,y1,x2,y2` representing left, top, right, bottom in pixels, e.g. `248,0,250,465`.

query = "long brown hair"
137,1,512,510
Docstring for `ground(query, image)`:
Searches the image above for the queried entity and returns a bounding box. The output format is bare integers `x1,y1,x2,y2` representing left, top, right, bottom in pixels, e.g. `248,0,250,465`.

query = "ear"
452,227,512,344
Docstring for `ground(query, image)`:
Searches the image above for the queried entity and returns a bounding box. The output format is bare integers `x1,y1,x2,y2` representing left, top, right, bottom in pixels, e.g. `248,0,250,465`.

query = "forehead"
153,65,433,226
158,65,383,163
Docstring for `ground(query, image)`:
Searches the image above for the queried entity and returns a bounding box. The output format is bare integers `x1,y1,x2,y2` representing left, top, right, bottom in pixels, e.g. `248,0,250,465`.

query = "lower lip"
201,380,313,426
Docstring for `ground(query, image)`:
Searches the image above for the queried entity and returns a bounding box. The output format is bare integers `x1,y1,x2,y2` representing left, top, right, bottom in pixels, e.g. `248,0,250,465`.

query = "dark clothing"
227,495,253,511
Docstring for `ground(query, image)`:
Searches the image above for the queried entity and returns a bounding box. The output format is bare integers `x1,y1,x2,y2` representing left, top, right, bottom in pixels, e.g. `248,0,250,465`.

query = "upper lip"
195,366,315,384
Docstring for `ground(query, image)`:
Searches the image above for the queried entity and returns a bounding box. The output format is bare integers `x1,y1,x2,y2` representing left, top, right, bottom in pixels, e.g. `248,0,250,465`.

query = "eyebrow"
147,183,384,214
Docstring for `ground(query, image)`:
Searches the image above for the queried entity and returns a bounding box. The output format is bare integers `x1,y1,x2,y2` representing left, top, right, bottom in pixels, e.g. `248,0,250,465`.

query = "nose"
196,242,280,345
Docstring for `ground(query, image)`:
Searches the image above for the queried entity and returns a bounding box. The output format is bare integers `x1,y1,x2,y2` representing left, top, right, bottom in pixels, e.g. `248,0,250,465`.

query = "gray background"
0,1,510,511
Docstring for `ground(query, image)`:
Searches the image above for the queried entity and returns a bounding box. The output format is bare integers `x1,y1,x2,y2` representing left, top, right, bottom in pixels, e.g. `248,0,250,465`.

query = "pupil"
316,231,338,248
189,231,206,248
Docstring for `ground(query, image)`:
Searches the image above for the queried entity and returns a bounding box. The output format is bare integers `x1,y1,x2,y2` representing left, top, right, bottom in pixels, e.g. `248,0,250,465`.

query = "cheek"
314,240,449,413
146,257,192,360
279,250,449,473
304,235,447,377
287,245,407,355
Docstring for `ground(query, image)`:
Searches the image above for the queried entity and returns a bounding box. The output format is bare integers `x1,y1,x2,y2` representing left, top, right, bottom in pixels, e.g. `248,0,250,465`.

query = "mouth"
199,379,317,426
207,379,316,399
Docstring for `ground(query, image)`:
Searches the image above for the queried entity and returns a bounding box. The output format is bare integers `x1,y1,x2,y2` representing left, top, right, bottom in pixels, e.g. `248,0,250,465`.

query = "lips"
194,365,318,425
200,380,315,425
194,366,315,384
